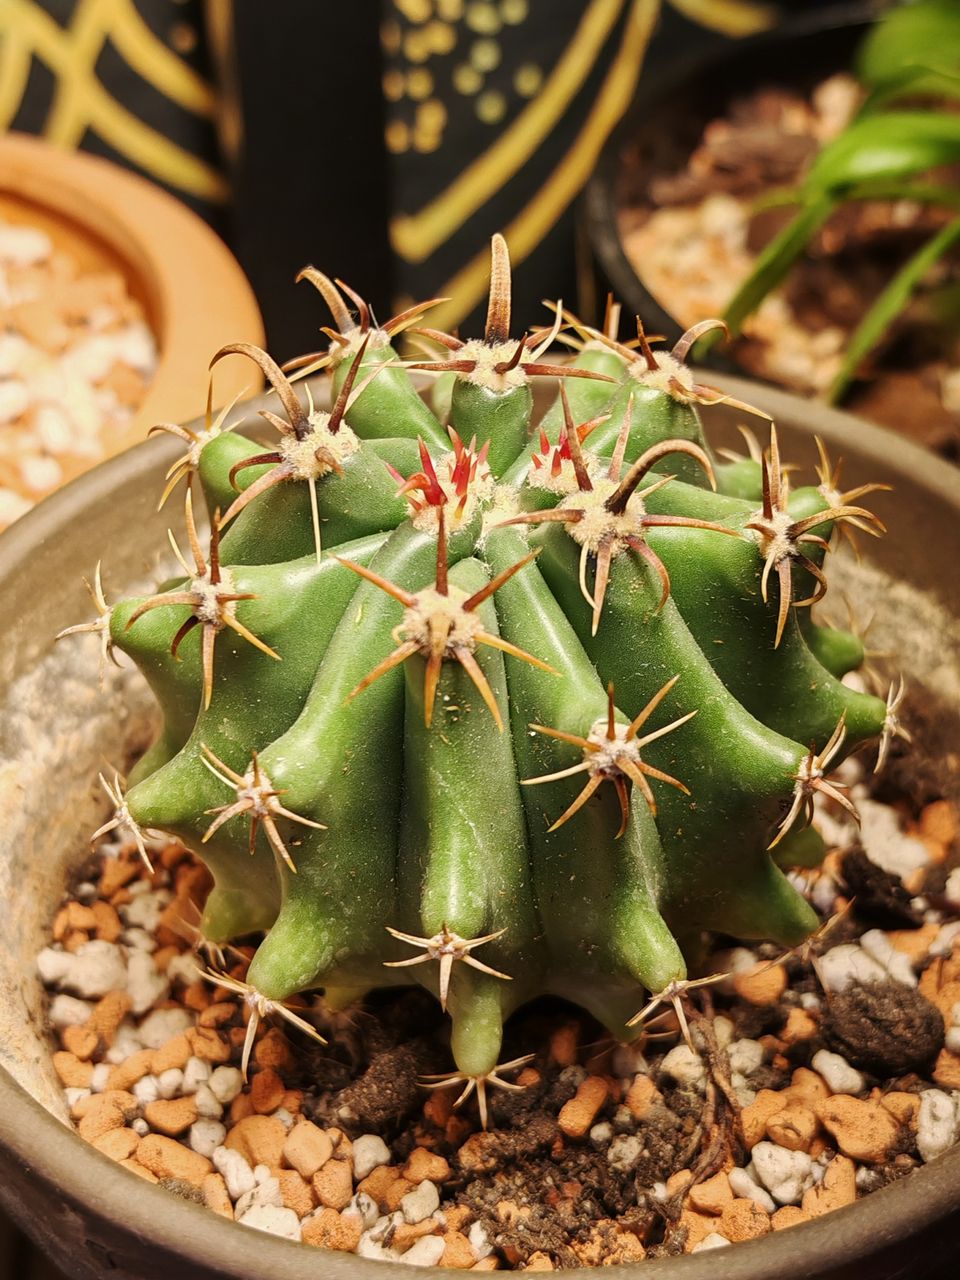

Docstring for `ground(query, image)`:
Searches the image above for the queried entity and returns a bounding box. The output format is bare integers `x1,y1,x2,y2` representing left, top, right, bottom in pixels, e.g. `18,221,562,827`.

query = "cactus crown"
61,236,900,1127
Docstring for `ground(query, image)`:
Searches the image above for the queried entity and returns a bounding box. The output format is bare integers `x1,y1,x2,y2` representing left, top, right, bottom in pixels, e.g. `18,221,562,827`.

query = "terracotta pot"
0,374,958,1278
0,132,263,490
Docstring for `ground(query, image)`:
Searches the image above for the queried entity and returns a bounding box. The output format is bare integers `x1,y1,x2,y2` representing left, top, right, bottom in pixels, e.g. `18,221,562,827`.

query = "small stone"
917,1089,960,1163
105,1049,155,1093
225,1114,287,1168
727,1038,764,1078
933,1049,960,1090
741,1090,789,1148
283,1121,334,1179
801,1155,856,1216
524,1249,556,1268
194,1083,224,1119
119,1158,159,1183
401,1179,440,1224
771,1206,809,1231
144,1095,198,1136
860,930,918,987
400,1235,445,1267
606,1135,642,1172
557,1076,609,1139
859,798,931,881
126,951,170,1014
186,1026,231,1064
751,1142,814,1206
277,1169,314,1218
880,1092,920,1127
302,1207,364,1251
235,1176,282,1219
822,984,944,1076
189,1119,227,1159
250,1066,285,1114
236,1204,301,1241
77,1092,135,1142
139,1008,193,1049
201,1172,234,1219
766,1105,818,1153
137,1134,212,1187
718,1198,771,1242
817,1095,899,1163
625,1074,660,1119
213,1146,257,1200
468,1219,493,1259
181,1056,211,1095
208,1065,244,1104
150,1033,192,1075
53,1051,93,1089
92,1127,140,1162
49,994,93,1029
352,1132,392,1180
37,941,126,998
313,1156,354,1210
734,962,787,1006
659,1044,706,1090
811,1049,866,1096
404,1147,450,1185
156,1068,185,1100
818,944,886,993
727,1168,776,1213
688,1171,733,1216
440,1230,476,1268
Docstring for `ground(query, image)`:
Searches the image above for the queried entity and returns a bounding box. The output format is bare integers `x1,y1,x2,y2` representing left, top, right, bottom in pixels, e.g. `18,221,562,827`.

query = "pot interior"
0,379,957,1275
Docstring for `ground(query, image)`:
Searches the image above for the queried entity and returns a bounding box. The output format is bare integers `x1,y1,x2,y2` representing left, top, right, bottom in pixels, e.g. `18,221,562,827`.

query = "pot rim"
583,0,879,350
2,375,960,1278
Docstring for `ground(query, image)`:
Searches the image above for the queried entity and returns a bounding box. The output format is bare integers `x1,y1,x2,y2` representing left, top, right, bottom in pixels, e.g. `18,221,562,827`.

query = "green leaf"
828,213,960,403
857,0,960,91
721,197,834,338
805,112,960,195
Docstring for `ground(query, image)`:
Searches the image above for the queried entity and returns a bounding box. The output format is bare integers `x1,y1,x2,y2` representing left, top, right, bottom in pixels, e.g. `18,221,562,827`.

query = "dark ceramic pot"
583,2,878,356
0,375,958,1278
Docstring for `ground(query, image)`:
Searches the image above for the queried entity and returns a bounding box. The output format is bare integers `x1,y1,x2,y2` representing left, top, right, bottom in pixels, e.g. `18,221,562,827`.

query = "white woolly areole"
234,766,280,817
191,567,237,628
330,328,391,367
585,717,641,776
528,450,604,497
628,351,695,400
480,485,523,540
748,505,794,564
397,585,484,655
457,338,531,392
279,413,360,480
409,450,496,533
562,476,646,555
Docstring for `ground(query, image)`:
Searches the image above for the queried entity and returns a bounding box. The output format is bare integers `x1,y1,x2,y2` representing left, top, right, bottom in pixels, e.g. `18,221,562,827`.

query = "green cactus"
62,236,901,1127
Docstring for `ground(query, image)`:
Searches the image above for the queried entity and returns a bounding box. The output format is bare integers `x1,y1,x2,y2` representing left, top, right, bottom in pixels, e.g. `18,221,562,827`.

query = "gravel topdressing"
38,751,960,1270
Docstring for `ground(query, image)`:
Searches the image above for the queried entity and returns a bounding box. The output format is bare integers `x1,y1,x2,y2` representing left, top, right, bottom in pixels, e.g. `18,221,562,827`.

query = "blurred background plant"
721,0,960,402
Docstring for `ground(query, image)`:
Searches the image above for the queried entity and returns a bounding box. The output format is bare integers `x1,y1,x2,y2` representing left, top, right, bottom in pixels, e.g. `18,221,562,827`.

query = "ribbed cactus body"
90,242,891,1100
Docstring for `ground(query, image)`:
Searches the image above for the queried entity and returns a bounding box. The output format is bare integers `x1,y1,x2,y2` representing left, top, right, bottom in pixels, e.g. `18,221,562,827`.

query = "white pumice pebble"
945,869,960,909
132,1075,160,1105
90,1063,111,1093
728,1167,776,1212
945,1028,960,1054
181,1056,211,1094
132,1117,150,1137
400,1237,445,1266
208,1066,244,1105
751,1142,814,1205
236,1204,301,1241
859,799,931,881
712,1015,735,1048
590,1121,614,1146
469,1221,493,1259
194,1084,223,1119
120,927,156,953
347,1192,380,1230
0,225,52,264
660,1044,707,1090
48,994,93,1028
138,1008,193,1049
859,929,917,987
917,1090,960,1163
188,1120,226,1158
213,1146,256,1200
727,1039,764,1077
253,1164,272,1186
64,1087,90,1109
352,1133,391,1180
693,1233,731,1251
607,1135,643,1172
156,1068,184,1100
37,940,126,997
125,951,170,1014
121,889,172,933
818,943,887,993
812,1049,867,1095
400,1179,439,1224
272,1107,295,1132
105,1023,143,1064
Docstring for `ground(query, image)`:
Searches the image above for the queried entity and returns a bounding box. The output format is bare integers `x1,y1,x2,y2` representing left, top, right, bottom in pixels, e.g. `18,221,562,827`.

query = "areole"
0,374,957,1279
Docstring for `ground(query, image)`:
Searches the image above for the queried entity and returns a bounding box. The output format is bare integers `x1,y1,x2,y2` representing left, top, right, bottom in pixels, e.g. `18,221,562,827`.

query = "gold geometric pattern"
0,0,227,202
384,0,777,330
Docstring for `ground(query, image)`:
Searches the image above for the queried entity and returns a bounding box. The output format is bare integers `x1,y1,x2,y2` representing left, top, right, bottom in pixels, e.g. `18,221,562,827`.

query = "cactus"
62,236,903,1127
